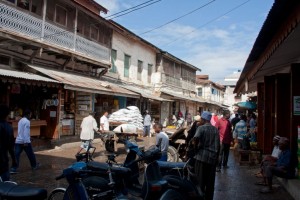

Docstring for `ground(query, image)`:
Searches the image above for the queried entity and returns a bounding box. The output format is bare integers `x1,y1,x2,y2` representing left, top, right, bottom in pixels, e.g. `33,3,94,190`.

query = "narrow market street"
9,137,294,200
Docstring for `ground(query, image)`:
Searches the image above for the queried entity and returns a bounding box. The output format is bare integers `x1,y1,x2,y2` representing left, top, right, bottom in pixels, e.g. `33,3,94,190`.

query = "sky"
95,0,274,82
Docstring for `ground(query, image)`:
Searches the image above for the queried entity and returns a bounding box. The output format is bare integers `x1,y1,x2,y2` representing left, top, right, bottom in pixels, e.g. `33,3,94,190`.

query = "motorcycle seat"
157,161,185,169
0,182,47,200
86,161,131,175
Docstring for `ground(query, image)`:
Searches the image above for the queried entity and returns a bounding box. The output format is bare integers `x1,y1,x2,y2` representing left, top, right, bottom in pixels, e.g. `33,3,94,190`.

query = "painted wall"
109,31,157,87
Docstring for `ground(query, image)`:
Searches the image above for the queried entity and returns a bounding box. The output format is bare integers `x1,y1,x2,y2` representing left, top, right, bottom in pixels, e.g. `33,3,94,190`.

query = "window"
197,88,203,97
55,5,67,26
110,49,117,73
148,64,152,83
124,54,131,78
0,55,10,65
17,0,29,10
90,25,98,41
6,0,16,4
137,60,143,80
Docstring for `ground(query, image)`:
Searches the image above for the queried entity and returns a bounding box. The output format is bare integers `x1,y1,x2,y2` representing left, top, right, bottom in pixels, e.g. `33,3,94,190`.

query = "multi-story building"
0,0,138,139
218,71,247,112
195,75,225,113
105,21,204,123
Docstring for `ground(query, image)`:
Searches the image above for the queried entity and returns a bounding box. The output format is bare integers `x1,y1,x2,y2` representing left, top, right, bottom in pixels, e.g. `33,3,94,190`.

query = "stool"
238,150,251,165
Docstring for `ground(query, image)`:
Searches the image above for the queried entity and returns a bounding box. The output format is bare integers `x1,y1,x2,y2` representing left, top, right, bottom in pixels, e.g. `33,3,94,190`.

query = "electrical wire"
139,0,216,35
104,0,161,19
162,0,251,46
31,0,162,41
107,0,162,20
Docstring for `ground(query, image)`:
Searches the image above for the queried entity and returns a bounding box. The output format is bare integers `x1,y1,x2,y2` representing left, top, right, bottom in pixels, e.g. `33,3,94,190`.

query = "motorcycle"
157,159,204,200
50,139,172,200
0,180,47,200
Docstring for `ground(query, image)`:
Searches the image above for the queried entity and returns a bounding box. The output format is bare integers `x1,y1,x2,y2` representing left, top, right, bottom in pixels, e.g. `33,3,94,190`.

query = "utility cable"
107,0,162,20
139,0,216,35
162,0,251,46
104,0,161,19
31,0,161,41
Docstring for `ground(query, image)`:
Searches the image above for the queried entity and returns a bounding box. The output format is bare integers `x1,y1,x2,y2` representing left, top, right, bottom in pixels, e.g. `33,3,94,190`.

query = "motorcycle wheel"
105,139,114,152
48,188,66,200
159,189,184,200
167,146,179,162
163,175,204,200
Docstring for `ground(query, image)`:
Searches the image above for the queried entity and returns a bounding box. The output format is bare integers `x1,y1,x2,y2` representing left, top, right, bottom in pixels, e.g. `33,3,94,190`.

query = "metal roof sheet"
0,68,58,83
121,85,173,102
161,90,206,103
27,64,139,98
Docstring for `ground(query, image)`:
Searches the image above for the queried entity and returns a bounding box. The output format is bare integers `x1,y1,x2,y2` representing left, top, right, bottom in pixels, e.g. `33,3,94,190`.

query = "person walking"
143,110,151,137
11,109,39,173
230,113,240,131
100,111,109,133
193,111,220,200
233,114,247,149
215,110,232,171
0,105,17,181
154,123,169,161
77,112,100,155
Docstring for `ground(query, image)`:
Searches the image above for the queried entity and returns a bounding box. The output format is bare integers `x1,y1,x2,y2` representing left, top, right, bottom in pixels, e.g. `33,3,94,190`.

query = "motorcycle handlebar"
55,174,65,180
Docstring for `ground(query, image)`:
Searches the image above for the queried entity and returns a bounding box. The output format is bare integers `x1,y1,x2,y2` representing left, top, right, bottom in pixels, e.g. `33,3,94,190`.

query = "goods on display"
109,106,143,130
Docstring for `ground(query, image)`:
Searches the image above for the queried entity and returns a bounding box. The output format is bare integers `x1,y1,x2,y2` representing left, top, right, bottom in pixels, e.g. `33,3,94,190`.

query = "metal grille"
0,3,110,63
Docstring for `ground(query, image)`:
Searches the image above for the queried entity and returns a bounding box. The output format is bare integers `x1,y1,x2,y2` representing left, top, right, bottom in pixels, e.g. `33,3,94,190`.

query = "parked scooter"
50,139,173,200
157,159,204,200
82,139,168,200
0,179,47,200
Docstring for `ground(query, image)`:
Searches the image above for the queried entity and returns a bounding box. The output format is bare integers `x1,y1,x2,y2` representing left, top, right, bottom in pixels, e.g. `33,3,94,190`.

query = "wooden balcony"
0,3,110,65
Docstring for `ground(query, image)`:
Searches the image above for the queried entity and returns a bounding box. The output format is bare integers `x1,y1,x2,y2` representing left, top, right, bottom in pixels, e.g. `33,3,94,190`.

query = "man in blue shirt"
260,137,295,193
233,115,247,149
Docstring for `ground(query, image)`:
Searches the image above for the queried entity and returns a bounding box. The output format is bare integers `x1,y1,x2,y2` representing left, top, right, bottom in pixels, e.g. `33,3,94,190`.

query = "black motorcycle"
50,139,176,200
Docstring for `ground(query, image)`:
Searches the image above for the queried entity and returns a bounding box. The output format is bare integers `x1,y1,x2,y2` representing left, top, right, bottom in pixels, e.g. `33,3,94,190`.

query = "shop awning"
26,64,139,98
0,68,59,83
160,90,206,103
120,85,173,102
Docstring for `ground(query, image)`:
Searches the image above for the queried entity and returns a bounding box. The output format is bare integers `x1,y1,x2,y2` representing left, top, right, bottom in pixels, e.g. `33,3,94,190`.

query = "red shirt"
215,117,232,144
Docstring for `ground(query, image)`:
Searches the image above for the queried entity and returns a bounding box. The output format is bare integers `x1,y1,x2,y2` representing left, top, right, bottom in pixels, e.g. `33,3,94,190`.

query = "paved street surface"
9,136,294,200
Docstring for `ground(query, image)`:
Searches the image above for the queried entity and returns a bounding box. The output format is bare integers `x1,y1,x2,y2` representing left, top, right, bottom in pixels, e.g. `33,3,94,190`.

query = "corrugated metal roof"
27,64,139,98
0,68,58,83
161,90,206,103
121,85,173,102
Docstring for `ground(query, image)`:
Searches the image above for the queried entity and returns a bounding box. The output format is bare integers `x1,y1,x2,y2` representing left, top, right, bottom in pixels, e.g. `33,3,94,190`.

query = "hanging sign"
294,96,300,115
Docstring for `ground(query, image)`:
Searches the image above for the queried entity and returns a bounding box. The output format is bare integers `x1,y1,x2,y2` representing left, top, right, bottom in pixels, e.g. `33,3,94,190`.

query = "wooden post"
257,82,264,151
73,8,78,50
41,0,47,41
264,76,275,154
275,74,291,138
290,64,300,158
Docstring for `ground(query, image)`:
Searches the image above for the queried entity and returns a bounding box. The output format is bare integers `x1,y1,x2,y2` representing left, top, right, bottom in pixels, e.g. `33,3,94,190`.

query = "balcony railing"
162,73,195,91
0,3,110,64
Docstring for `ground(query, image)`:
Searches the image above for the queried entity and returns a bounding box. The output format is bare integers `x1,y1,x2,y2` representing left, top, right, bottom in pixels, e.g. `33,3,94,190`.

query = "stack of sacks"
109,106,144,130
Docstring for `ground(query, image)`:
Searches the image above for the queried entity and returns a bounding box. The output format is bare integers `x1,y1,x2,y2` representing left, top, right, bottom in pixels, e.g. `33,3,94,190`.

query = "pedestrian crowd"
1,103,297,199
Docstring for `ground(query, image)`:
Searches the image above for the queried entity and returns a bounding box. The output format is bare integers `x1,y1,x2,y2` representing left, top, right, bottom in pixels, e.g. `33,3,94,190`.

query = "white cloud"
140,22,258,82
94,0,120,15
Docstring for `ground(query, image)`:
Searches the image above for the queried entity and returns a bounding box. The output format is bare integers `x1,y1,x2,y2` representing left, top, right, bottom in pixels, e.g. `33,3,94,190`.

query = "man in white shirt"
100,111,109,132
143,110,151,137
11,109,39,173
154,123,169,161
77,112,99,155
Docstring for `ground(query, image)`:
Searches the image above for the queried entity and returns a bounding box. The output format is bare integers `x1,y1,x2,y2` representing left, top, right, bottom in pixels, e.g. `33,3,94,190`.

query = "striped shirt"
194,123,220,165
233,120,247,140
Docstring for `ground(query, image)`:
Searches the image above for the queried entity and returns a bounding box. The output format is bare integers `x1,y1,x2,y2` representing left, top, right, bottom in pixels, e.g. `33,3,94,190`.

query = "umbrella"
236,101,257,110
